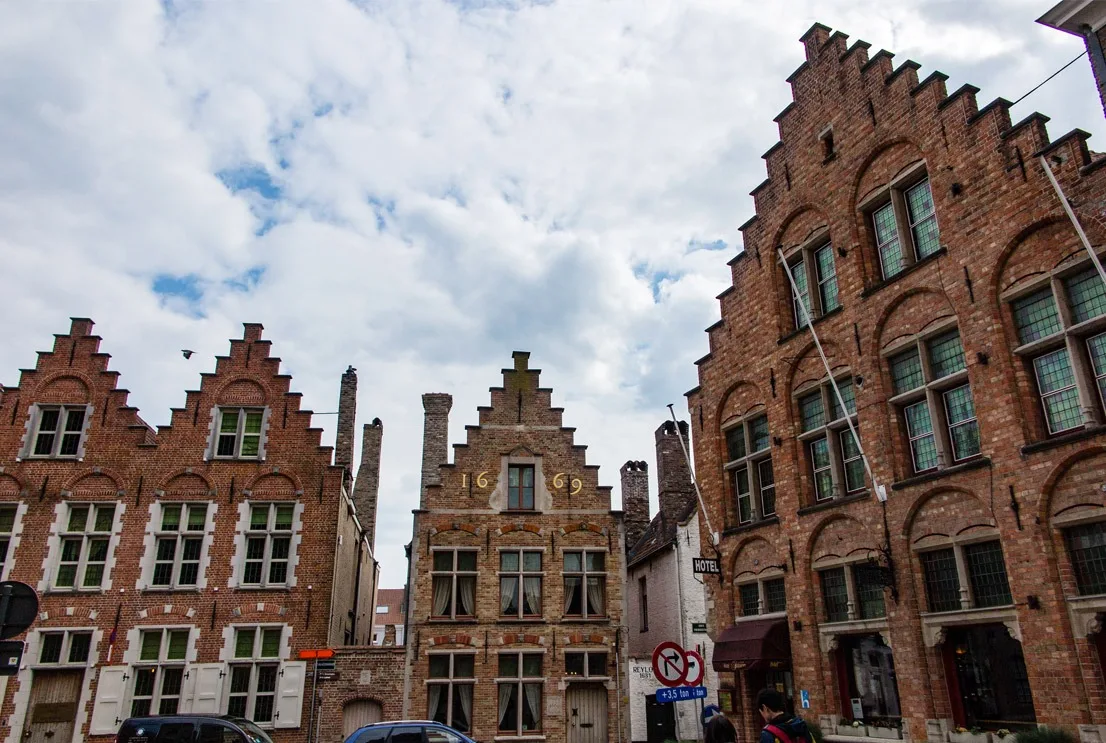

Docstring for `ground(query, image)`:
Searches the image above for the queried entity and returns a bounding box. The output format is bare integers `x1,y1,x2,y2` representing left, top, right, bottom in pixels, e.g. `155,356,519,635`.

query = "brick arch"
808,514,881,568
232,602,288,621
563,633,609,646
428,521,481,538
498,633,545,646
559,523,608,538
1040,446,1106,524
768,205,834,335
993,216,1101,301
729,535,784,582
717,380,766,428
851,138,927,208
872,287,958,356
157,470,215,496
427,634,478,648
903,486,996,548
215,377,268,407
494,523,544,538
63,469,123,497
34,372,93,404
246,471,302,497
0,473,26,498
785,339,849,398
37,607,98,625
137,605,198,622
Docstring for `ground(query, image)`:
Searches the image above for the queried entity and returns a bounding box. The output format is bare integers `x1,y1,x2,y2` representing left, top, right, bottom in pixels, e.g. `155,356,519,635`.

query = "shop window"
723,413,775,525
839,635,901,721
919,540,1012,613
864,169,940,281
1007,260,1106,437
947,625,1036,728
797,375,864,502
1065,522,1106,595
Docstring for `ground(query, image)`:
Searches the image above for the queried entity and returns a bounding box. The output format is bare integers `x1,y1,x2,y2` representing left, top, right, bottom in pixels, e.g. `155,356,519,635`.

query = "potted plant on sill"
949,727,991,743
866,719,902,740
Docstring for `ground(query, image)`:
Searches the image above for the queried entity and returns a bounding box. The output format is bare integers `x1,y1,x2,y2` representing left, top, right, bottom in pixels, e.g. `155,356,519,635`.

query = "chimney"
335,366,357,472
656,420,696,525
420,393,453,509
353,419,383,548
620,461,650,552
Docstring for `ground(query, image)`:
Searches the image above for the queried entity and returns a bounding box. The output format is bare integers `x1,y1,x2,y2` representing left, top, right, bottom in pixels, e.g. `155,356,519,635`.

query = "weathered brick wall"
685,22,1106,743
627,549,680,658
314,647,406,743
620,461,649,554
353,421,383,549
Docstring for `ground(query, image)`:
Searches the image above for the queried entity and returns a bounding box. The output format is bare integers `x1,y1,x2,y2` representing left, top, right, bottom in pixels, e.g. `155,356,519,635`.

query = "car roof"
361,721,439,727
123,715,248,724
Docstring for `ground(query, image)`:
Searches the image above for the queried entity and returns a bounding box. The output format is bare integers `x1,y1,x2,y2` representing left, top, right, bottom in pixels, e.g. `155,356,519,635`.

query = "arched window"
795,374,863,503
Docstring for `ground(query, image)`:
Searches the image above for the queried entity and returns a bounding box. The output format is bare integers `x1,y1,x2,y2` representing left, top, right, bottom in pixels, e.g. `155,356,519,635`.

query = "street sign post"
684,650,705,687
657,687,708,703
652,642,688,688
300,649,335,743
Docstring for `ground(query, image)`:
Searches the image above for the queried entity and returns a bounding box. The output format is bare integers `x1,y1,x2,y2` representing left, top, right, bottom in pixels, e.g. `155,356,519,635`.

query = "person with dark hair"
704,713,737,743
756,688,810,743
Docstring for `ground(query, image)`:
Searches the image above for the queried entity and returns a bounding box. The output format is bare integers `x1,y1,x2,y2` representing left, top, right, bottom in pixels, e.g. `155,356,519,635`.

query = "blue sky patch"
152,273,203,302
367,195,396,231
688,238,728,252
225,266,266,292
217,164,282,200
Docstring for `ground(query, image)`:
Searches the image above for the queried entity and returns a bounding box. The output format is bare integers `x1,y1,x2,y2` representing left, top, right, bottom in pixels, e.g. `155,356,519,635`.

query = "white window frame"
430,548,478,620
0,505,17,576
496,650,544,736
722,411,774,525
129,628,191,717
241,503,295,589
226,625,285,726
210,407,268,460
150,503,209,590
564,649,609,680
54,503,117,591
562,550,606,618
498,549,543,619
24,404,91,460
427,651,476,733
36,630,95,666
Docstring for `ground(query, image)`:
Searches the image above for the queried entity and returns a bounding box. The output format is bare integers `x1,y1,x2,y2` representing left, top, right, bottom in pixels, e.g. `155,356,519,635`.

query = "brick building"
371,589,406,647
402,352,626,743
622,422,719,743
0,319,378,743
684,23,1106,743
1039,0,1106,119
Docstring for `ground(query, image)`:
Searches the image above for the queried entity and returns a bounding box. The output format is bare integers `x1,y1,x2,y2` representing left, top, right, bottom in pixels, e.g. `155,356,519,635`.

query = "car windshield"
235,720,274,743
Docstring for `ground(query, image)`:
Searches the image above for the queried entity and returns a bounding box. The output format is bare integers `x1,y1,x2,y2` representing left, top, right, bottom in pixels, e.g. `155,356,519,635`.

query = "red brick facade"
686,24,1106,743
0,320,376,743
404,353,627,743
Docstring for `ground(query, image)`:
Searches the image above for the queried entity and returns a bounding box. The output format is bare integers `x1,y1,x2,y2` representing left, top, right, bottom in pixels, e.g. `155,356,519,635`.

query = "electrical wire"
1010,50,1087,107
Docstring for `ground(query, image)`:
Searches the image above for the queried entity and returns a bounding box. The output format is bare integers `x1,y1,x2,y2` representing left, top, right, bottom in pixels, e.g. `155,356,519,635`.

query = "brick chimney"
353,419,383,548
656,420,696,525
335,366,357,472
420,393,453,509
620,461,650,552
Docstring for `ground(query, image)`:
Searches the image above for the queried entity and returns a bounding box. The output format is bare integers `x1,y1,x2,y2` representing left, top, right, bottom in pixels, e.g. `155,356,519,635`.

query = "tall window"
432,550,477,619
737,577,786,617
1065,522,1106,596
565,651,608,679
0,506,16,572
920,540,1012,613
241,503,293,588
508,465,535,510
723,413,775,525
563,551,605,618
869,175,940,280
28,405,88,458
1008,263,1106,436
428,653,474,733
56,503,115,590
214,408,265,459
639,577,649,631
38,631,92,665
500,550,541,618
228,626,282,724
786,241,840,329
152,504,207,589
131,629,189,716
819,565,886,623
498,653,542,735
887,328,980,474
797,376,863,502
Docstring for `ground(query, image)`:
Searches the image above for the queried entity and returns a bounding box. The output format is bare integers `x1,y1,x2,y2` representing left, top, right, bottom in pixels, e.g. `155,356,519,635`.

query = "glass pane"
500,576,519,615
498,684,518,732
59,431,82,456
564,552,581,572
758,459,776,516
906,180,940,259
428,655,449,678
82,563,105,588
240,435,260,458
64,408,86,432
87,538,109,561
523,552,541,571
965,541,1013,608
735,467,751,523
133,667,156,697
40,635,63,663
1089,334,1106,407
889,349,924,394
161,505,182,531
245,537,266,561
454,654,474,678
928,330,966,379
140,631,162,661
565,652,584,676
55,564,76,588
457,551,477,571
1065,267,1106,324
840,430,865,492
821,567,849,622
739,583,760,616
791,256,810,328
854,564,887,619
749,415,770,452
500,552,519,572
921,548,961,612
498,654,518,677
585,553,605,571
522,654,542,677
433,551,453,571
167,630,189,660
0,508,15,534
873,203,904,278
1013,288,1062,344
234,629,255,658
67,506,89,532
250,506,269,530
187,505,207,531
945,388,981,461
34,431,56,456
829,379,856,420
38,409,60,435
68,633,91,663
270,536,290,560
944,385,975,425
810,437,830,468
815,244,839,312
260,628,281,657
1035,349,1082,433
274,505,293,530
799,391,825,432
764,578,787,613
587,653,607,677
1066,522,1106,596
220,409,240,433
216,434,236,457
93,505,115,532
725,425,746,462
155,537,176,562
244,411,263,434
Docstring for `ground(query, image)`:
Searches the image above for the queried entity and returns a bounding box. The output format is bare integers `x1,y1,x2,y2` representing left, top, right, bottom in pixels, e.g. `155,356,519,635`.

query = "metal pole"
665,404,719,544
307,658,319,743
1039,156,1106,286
0,584,11,640
777,249,886,501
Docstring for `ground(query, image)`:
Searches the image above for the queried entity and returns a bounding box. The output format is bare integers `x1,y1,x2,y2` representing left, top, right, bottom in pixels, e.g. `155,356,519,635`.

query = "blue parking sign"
800,690,810,709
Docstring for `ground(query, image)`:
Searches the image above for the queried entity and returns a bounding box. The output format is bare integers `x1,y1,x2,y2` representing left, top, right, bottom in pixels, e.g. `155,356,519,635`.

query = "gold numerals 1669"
461,471,582,494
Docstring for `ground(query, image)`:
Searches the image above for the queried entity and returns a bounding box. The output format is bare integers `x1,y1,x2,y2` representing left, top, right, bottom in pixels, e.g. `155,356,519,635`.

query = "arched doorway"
343,699,383,737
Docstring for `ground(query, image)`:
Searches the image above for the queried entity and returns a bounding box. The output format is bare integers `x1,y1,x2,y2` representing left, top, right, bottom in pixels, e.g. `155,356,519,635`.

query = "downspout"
350,533,364,643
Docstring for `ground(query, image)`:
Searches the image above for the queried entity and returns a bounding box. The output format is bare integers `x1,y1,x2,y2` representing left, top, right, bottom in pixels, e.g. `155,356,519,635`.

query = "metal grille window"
821,568,850,623
152,504,207,588
131,629,189,716
428,653,475,733
964,541,1013,608
739,583,760,617
784,239,840,329
1009,260,1106,436
797,375,862,504
500,550,542,618
497,653,543,734
868,173,940,280
565,651,608,679
0,506,15,571
722,413,774,525
228,626,282,724
29,405,88,458
432,550,477,619
214,407,265,459
56,503,115,590
887,328,980,475
920,548,961,613
242,504,294,588
1066,522,1106,596
763,578,787,614
563,551,605,617
507,465,535,510
38,631,92,665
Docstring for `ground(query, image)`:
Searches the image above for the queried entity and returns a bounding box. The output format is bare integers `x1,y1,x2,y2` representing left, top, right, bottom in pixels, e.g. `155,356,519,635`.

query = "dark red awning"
711,619,791,672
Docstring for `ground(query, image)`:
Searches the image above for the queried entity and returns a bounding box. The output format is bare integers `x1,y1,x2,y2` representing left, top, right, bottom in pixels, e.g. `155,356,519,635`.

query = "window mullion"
805,249,821,317
953,545,972,609
844,566,858,621
77,537,90,589
1066,334,1101,426
825,427,845,500
891,190,916,267
926,389,952,469
236,409,247,457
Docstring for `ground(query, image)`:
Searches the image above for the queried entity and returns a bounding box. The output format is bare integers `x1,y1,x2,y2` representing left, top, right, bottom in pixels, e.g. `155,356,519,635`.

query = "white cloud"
1,0,1102,589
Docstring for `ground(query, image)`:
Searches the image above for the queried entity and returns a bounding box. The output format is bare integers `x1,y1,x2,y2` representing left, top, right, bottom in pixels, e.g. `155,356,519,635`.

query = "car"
115,714,276,743
344,720,478,743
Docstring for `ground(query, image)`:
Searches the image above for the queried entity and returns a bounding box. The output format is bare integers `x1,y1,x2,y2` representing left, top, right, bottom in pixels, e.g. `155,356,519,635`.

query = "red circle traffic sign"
652,641,689,687
684,650,705,687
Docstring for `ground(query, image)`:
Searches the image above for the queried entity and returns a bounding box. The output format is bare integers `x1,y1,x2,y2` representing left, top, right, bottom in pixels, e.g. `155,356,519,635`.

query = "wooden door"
342,700,382,737
644,694,675,743
566,684,607,743
23,670,84,743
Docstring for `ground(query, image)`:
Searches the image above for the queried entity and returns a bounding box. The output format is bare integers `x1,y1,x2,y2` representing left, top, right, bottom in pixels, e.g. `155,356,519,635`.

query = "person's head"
705,714,737,743
756,688,787,723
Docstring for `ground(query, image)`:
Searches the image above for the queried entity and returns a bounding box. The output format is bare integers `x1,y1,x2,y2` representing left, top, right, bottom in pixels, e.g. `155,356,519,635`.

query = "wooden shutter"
89,666,128,735
273,661,306,729
187,663,226,713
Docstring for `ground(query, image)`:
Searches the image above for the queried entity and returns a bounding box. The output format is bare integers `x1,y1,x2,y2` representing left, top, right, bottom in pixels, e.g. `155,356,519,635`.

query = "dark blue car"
344,721,477,743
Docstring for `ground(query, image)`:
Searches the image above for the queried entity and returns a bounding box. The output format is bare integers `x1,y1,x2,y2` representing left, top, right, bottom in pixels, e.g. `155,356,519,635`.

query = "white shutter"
188,663,226,713
89,666,128,735
273,661,306,729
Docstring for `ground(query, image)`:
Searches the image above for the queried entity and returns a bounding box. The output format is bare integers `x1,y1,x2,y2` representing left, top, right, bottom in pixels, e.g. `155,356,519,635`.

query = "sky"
1,0,1103,591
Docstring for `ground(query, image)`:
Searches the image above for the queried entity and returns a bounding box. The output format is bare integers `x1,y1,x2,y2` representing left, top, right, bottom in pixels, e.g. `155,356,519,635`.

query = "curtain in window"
523,577,541,615
564,577,580,613
586,577,605,616
501,577,517,615
523,683,541,729
433,577,450,616
498,684,514,728
427,685,443,722
458,685,473,730
459,576,475,616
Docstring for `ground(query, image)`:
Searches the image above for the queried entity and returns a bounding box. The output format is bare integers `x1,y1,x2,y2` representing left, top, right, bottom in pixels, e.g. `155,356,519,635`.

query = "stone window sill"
496,618,547,624
427,618,479,624
1021,425,1106,455
778,305,844,346
560,618,610,624
890,457,990,491
861,247,947,299
919,604,1017,647
798,492,869,517
723,515,781,537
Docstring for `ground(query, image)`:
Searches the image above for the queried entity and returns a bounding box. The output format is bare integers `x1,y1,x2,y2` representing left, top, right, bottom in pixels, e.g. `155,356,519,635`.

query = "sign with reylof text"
692,558,720,574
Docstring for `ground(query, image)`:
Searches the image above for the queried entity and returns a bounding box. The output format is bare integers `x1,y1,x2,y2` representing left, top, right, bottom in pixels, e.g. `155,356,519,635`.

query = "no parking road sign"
651,642,705,688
